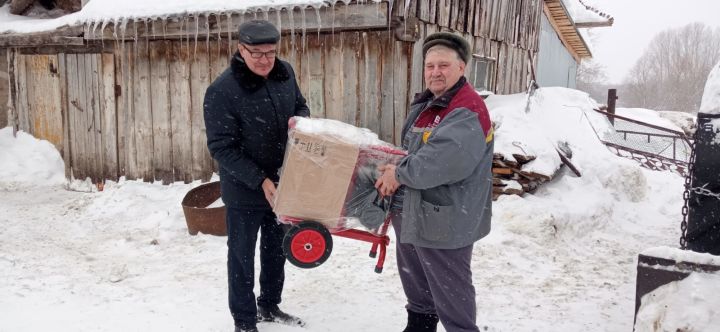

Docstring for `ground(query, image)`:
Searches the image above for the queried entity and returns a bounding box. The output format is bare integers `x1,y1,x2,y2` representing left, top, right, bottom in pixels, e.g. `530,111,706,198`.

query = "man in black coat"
203,20,310,332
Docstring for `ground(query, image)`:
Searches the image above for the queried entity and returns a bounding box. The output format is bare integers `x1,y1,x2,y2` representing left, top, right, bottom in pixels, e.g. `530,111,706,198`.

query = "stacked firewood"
491,153,553,200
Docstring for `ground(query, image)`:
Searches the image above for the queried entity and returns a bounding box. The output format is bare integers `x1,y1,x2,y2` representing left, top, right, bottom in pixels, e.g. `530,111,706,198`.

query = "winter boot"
234,323,258,332
257,305,306,327
402,309,439,332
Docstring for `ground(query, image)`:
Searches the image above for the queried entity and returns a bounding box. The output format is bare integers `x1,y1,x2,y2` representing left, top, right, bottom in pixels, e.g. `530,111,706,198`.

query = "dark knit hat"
238,20,280,45
422,32,471,63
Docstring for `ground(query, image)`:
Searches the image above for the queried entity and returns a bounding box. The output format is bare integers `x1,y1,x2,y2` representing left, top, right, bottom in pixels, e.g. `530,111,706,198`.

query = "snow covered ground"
0,88,713,332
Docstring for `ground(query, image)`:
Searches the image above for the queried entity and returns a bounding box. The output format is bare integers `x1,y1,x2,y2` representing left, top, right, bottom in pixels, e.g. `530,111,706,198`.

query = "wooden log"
512,153,536,164
492,167,513,175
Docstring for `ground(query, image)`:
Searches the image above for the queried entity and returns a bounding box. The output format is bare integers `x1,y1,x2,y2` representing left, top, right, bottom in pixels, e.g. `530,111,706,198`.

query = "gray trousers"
392,211,480,332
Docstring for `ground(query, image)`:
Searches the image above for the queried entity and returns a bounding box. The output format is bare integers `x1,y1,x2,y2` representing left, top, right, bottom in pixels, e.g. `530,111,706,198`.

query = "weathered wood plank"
466,0,476,35
88,53,103,183
169,41,193,183
342,32,359,126
409,24,426,105
16,54,29,133
428,0,438,24
64,54,80,180
133,39,154,181
189,38,213,181
58,53,71,179
437,0,451,28
209,34,230,177
489,0,500,39
358,31,382,135
150,40,173,184
379,32,395,143
114,43,127,178
121,42,139,180
323,34,343,122
393,40,409,146
418,0,431,22
99,52,118,182
305,34,325,118
24,55,63,149
75,53,90,180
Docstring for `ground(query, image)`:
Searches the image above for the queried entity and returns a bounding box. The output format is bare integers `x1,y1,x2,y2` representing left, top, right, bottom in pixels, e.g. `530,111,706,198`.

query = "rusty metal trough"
181,181,227,236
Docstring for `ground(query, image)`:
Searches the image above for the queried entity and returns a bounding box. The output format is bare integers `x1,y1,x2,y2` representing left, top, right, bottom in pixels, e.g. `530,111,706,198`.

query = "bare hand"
375,164,400,197
261,178,277,208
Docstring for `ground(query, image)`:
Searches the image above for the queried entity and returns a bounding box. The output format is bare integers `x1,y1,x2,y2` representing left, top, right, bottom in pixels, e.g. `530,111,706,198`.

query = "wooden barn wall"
394,0,544,95
7,0,547,183
9,28,410,184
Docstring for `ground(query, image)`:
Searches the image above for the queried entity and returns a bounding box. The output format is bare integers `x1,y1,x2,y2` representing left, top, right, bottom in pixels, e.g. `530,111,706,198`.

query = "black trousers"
226,207,286,327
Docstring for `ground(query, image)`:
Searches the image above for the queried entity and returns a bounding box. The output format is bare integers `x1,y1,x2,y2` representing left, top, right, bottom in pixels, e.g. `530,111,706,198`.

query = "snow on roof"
561,0,613,26
699,62,720,115
0,0,334,34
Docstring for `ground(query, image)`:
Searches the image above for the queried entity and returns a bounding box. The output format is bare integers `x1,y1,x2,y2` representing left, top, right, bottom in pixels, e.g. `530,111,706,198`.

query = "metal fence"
594,109,692,175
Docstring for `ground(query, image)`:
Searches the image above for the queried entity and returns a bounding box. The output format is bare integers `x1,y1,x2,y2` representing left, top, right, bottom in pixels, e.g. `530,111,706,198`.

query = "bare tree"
576,59,610,103
623,23,720,113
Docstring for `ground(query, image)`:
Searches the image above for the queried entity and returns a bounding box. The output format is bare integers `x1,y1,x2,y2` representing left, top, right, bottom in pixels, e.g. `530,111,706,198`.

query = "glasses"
241,44,277,59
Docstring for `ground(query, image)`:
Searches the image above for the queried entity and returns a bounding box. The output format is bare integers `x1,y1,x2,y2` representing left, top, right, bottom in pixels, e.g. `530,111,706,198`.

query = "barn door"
15,54,63,150
60,53,118,183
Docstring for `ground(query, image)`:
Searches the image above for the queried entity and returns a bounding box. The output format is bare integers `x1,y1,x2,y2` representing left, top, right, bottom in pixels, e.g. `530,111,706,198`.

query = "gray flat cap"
238,20,280,45
422,32,471,63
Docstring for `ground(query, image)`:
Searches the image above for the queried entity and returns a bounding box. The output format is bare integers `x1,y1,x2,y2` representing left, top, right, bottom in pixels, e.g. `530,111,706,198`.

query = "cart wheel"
283,221,333,269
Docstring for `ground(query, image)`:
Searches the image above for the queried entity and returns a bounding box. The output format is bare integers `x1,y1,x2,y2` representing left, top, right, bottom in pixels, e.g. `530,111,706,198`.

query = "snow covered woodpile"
7,0,80,16
491,152,552,200
484,87,613,199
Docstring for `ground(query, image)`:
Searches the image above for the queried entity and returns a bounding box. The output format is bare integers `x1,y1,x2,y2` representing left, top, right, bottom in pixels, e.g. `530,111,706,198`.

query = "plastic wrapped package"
273,117,406,233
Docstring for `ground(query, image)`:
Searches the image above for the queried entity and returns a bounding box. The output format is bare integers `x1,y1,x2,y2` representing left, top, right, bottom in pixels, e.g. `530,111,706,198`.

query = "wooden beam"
542,2,586,63
0,26,84,47
84,2,389,41
575,21,613,28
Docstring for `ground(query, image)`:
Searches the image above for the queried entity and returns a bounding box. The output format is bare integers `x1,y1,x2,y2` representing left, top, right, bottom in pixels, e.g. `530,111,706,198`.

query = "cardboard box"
273,130,360,228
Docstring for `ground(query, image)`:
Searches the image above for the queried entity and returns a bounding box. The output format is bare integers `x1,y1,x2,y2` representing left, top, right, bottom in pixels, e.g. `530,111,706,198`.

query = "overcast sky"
586,0,720,84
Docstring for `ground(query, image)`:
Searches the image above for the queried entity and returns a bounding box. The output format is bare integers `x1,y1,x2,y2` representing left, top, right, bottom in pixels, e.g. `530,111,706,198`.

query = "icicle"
276,8,282,46
227,12,233,58
314,6,321,39
144,19,150,49
184,16,191,60
289,7,296,64
194,15,200,60
162,16,167,40
330,1,335,40
262,8,269,21
216,13,223,59
205,14,211,55
300,6,307,53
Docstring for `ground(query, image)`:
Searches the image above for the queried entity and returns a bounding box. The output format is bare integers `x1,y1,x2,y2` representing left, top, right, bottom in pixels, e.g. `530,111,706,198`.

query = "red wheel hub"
290,229,327,263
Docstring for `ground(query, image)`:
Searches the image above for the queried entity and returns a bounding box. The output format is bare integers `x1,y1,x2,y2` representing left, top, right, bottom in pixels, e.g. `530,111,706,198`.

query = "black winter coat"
204,53,310,209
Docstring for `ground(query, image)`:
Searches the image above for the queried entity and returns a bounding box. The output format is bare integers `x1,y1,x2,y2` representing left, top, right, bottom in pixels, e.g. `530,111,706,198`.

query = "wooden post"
607,88,618,125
